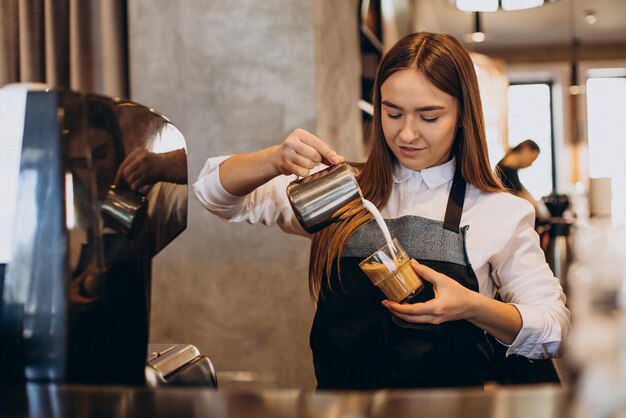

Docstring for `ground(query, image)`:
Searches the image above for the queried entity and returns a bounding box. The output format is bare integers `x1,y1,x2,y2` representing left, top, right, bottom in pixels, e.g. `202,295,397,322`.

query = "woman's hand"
115,147,187,191
382,259,523,344
382,260,476,325
217,128,342,196
271,128,343,177
115,147,164,191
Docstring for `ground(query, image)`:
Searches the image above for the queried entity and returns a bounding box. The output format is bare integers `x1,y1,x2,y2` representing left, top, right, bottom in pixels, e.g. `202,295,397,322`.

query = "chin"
392,154,423,170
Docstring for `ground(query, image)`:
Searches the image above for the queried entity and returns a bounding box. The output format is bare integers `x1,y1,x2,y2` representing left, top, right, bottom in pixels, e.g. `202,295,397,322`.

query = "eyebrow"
381,100,445,112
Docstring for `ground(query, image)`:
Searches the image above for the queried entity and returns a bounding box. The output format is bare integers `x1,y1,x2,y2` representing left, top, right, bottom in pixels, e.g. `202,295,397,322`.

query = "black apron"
310,169,494,389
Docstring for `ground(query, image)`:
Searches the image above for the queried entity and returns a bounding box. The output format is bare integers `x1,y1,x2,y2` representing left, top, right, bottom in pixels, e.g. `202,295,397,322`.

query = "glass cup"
359,238,424,303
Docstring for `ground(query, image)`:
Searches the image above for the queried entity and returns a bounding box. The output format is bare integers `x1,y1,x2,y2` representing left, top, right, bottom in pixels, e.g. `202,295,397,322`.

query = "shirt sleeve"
489,201,571,359
192,155,309,237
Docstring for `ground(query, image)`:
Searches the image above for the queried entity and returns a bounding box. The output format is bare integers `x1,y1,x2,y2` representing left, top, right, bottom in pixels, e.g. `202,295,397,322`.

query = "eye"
421,116,439,123
387,113,402,120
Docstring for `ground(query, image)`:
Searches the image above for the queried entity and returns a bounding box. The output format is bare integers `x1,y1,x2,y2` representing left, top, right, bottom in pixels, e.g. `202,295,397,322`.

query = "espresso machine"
541,192,573,294
0,85,215,387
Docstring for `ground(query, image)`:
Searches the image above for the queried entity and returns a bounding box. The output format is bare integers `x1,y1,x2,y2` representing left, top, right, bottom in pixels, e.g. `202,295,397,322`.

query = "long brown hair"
309,32,504,299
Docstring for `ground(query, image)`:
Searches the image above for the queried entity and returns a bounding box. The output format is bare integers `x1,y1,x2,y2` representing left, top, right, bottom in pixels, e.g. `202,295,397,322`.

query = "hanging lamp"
449,0,561,12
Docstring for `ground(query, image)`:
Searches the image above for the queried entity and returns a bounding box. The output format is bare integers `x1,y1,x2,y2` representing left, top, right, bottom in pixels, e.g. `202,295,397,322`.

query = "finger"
119,167,133,186
287,149,319,171
114,168,125,186
119,166,140,190
294,129,341,165
281,136,322,170
284,161,311,177
320,153,345,168
123,157,143,178
127,171,144,191
410,260,441,285
388,310,438,324
383,299,438,316
286,137,323,164
118,147,141,172
116,156,130,177
276,149,316,177
114,148,139,186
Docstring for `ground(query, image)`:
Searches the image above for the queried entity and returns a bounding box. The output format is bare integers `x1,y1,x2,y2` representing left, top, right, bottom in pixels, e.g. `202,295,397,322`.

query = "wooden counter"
1,383,567,418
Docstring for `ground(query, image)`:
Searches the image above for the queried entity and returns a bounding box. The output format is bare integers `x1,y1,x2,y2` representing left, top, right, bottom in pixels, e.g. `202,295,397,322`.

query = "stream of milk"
362,198,393,246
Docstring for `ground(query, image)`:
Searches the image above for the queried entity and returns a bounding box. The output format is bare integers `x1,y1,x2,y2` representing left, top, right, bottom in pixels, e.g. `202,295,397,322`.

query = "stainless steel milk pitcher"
286,162,363,234
101,185,148,239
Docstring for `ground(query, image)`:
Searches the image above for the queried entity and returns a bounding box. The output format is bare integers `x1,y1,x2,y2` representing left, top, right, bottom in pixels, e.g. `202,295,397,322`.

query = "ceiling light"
569,61,580,95
456,0,497,12
464,12,486,43
584,10,597,24
472,12,485,42
449,0,561,12
569,39,585,95
501,0,544,11
471,32,486,42
568,85,581,95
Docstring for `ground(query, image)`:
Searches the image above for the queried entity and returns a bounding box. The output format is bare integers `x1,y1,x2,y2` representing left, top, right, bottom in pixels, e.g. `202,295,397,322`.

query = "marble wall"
128,0,362,388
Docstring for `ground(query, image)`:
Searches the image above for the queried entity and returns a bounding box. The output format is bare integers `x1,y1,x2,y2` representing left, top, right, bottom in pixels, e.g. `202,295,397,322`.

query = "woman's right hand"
271,128,343,177
216,128,343,196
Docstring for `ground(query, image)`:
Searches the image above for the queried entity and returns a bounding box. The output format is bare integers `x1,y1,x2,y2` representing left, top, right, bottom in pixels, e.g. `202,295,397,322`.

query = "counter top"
1,383,567,418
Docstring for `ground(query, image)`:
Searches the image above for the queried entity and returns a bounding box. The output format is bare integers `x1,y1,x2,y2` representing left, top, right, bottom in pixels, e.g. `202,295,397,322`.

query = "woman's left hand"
382,259,477,324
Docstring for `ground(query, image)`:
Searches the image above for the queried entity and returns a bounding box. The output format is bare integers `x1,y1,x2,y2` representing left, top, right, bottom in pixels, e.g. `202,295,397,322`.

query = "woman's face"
380,68,459,171
68,127,118,200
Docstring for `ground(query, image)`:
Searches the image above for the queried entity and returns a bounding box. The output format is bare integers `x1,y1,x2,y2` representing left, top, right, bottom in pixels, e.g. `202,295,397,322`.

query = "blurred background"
1,0,625,390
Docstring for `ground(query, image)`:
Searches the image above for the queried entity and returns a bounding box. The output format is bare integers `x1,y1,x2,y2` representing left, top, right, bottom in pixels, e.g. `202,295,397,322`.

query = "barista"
194,32,570,389
496,139,541,214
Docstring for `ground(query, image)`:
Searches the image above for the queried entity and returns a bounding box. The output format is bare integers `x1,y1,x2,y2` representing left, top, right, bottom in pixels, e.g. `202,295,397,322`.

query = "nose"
397,117,418,144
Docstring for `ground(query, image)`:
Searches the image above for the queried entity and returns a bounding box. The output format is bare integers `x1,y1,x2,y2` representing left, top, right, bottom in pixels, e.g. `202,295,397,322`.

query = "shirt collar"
392,157,456,189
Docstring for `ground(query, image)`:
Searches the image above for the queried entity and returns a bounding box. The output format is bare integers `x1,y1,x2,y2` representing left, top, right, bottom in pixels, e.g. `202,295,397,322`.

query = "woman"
194,32,570,389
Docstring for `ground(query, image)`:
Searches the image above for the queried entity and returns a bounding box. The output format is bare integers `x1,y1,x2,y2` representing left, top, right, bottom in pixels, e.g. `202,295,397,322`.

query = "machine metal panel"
1,86,188,385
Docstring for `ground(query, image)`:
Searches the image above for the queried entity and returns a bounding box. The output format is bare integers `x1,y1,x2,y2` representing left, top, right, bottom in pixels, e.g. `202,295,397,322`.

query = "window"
507,83,554,200
586,77,626,179
586,75,626,223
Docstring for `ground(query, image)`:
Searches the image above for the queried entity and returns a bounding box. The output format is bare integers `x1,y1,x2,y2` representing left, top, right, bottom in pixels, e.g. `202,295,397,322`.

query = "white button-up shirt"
194,156,571,359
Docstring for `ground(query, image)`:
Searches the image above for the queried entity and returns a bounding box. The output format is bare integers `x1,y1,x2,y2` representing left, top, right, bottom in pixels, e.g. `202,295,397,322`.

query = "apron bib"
310,169,493,389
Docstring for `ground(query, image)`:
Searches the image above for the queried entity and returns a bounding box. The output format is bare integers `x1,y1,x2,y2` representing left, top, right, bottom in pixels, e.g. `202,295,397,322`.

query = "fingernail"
330,156,341,165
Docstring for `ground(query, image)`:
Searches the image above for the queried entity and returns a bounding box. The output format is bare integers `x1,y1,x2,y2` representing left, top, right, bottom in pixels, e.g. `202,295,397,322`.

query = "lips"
398,146,425,157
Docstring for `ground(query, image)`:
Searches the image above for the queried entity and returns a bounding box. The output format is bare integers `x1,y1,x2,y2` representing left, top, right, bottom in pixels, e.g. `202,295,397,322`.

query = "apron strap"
443,165,466,233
